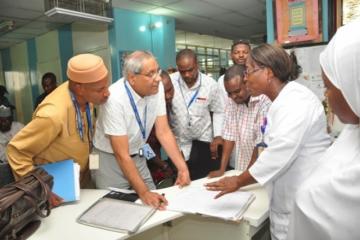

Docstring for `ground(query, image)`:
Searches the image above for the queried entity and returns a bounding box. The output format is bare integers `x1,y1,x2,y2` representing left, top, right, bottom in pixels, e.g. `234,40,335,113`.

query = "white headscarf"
320,19,360,117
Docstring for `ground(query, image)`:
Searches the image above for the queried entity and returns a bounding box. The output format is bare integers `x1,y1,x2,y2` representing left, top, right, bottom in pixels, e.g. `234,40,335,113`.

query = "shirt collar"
249,95,261,104
179,71,201,90
124,79,144,104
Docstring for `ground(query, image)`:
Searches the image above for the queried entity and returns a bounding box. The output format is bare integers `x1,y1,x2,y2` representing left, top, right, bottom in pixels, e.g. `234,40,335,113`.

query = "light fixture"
154,21,163,28
44,7,113,23
139,26,146,32
149,21,163,30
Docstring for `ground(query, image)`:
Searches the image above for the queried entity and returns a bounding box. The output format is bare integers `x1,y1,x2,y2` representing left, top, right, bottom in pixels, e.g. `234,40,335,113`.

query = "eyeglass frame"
136,69,162,80
243,67,264,77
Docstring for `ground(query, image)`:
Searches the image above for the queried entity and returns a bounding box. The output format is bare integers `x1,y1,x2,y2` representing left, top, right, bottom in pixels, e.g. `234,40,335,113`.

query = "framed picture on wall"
275,0,321,45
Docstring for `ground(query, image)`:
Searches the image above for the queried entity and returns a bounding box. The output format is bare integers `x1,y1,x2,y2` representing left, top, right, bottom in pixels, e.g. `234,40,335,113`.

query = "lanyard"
179,73,202,109
124,82,147,140
70,91,93,149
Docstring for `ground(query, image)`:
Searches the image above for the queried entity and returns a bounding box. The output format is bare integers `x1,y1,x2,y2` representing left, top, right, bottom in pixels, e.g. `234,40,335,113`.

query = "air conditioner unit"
44,7,113,23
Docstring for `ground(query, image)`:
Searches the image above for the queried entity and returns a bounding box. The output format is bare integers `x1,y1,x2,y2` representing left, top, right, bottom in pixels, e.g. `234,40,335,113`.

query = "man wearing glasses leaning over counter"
93,51,190,209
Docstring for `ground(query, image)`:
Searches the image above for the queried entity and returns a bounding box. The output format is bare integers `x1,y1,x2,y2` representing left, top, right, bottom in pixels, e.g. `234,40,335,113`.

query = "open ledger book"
166,185,255,221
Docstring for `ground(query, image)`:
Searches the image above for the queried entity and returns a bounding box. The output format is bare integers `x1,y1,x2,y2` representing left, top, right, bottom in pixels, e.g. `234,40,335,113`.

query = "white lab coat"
248,81,331,240
288,124,360,240
288,19,360,240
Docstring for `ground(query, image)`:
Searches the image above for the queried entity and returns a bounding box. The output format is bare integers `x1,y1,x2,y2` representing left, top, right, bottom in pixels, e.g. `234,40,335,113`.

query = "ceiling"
112,0,267,43
0,0,267,50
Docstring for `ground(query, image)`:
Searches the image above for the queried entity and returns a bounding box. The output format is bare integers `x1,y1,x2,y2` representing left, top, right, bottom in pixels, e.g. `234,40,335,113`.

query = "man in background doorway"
0,105,23,163
34,72,58,109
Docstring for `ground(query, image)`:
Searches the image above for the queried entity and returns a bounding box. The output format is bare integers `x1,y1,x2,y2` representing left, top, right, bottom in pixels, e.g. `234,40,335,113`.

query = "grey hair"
123,50,155,79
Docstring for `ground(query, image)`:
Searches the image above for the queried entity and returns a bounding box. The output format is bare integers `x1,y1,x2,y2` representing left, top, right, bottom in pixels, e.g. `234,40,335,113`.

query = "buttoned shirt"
170,71,224,160
218,74,236,165
222,94,271,170
94,78,166,155
7,82,92,186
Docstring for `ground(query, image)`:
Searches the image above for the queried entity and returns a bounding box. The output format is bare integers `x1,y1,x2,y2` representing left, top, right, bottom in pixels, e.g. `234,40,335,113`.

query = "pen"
158,193,165,209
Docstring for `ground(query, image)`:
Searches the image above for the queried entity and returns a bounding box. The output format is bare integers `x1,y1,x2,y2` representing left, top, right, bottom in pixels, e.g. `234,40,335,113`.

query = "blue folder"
40,159,79,202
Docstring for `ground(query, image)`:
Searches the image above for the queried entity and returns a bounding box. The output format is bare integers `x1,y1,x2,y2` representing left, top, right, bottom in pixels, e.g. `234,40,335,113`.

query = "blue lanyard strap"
187,88,200,108
70,91,93,147
124,82,147,140
179,73,202,109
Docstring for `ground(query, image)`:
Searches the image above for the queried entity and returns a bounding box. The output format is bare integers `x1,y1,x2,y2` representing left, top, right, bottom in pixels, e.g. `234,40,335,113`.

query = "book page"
78,198,155,233
166,186,255,221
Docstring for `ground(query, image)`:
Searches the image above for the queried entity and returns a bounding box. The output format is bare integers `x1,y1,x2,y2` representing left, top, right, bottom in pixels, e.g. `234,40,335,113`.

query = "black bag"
0,168,53,240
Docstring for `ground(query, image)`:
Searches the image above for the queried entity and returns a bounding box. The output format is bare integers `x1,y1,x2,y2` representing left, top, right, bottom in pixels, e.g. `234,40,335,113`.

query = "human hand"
205,176,240,199
175,169,191,188
210,137,223,160
207,169,225,178
49,192,64,208
139,191,168,210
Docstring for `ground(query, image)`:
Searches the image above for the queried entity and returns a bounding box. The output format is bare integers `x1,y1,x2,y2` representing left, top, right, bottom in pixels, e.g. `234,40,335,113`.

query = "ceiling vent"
44,0,113,23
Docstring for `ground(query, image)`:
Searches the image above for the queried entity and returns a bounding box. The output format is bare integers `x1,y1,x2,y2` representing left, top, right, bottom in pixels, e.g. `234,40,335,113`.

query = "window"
176,44,231,80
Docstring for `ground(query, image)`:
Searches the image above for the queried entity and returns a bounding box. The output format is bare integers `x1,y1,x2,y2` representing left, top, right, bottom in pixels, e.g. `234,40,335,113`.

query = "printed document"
166,185,255,221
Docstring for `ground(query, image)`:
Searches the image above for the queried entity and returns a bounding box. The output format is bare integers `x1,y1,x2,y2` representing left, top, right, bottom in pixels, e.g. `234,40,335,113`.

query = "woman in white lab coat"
206,44,331,240
287,19,360,240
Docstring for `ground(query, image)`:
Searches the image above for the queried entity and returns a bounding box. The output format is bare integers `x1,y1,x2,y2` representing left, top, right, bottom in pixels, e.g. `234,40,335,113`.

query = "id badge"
89,152,99,170
142,143,156,160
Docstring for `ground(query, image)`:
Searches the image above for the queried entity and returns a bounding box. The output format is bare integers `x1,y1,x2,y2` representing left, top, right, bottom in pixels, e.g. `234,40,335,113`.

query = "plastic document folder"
77,198,156,233
40,159,80,202
166,185,255,221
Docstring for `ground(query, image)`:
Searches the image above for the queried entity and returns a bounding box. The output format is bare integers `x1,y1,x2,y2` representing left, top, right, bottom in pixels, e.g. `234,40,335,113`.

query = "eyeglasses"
137,69,162,80
243,67,263,77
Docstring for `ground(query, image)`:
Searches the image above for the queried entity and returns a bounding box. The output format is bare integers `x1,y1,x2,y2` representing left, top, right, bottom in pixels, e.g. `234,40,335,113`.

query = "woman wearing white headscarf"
287,19,360,240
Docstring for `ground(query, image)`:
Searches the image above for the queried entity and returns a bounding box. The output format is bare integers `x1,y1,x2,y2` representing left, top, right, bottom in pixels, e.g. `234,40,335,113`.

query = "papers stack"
40,159,80,202
166,185,255,221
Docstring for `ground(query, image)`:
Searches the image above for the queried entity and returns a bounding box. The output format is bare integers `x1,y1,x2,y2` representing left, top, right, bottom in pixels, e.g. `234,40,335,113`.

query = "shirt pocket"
189,99,207,116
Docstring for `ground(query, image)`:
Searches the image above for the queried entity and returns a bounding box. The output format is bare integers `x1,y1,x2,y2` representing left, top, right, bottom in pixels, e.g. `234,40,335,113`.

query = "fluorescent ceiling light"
45,7,113,23
154,22,163,28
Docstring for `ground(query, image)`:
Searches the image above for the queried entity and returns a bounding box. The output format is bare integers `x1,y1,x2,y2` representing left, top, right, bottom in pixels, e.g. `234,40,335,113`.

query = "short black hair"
0,85,8,96
176,48,197,63
224,65,246,83
231,39,251,52
41,72,57,85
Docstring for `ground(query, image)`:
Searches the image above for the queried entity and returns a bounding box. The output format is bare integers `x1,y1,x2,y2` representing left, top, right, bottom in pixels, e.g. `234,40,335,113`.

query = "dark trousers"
0,163,15,188
186,140,220,180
